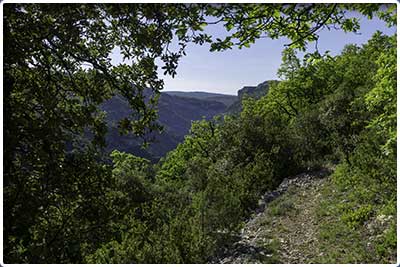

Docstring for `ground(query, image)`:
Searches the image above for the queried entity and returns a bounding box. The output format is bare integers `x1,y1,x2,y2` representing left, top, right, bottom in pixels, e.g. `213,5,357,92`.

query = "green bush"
340,205,373,229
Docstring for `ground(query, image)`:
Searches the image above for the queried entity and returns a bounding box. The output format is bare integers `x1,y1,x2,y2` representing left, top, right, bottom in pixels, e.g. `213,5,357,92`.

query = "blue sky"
113,12,396,96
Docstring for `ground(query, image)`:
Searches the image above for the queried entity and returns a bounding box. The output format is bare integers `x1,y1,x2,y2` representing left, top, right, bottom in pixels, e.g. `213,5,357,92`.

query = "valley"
101,81,272,161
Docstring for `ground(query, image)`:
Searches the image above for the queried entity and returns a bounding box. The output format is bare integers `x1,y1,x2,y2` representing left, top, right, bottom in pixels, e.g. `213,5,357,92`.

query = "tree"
4,4,209,263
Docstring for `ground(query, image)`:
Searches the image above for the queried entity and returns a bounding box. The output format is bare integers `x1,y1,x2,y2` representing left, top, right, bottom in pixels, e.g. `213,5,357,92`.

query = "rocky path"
211,169,331,264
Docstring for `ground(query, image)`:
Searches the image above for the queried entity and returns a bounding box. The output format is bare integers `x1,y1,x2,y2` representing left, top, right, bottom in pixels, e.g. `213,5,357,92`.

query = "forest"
3,3,397,263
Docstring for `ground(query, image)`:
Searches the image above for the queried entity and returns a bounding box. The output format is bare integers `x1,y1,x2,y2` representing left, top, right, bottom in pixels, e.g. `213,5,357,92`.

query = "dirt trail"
211,169,331,264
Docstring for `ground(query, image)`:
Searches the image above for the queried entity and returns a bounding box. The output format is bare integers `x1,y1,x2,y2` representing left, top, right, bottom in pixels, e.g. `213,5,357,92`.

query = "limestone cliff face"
238,81,270,100
227,80,278,114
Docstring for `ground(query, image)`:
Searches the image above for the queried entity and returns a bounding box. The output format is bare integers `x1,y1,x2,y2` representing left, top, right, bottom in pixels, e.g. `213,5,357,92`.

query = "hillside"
100,84,271,160
99,82,278,160
101,92,228,161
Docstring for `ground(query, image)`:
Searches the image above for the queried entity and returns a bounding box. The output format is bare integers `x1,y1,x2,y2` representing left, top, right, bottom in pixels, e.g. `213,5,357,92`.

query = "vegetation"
4,3,396,263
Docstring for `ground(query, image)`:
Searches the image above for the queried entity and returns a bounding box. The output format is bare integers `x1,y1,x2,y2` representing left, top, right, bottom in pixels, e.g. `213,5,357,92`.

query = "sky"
112,11,396,96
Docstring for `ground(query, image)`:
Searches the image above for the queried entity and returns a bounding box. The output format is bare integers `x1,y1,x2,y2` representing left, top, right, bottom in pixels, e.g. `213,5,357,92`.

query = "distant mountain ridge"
164,91,237,107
